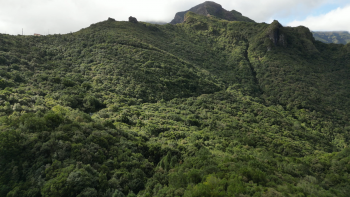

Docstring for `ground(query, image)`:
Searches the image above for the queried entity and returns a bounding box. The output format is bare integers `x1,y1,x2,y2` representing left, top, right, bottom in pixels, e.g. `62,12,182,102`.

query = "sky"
0,0,349,35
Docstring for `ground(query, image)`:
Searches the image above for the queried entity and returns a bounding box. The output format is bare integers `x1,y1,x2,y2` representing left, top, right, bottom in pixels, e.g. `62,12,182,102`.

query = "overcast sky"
0,0,349,35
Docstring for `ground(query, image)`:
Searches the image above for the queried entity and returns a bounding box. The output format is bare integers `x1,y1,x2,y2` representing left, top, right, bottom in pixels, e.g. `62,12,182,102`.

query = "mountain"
313,31,350,44
1,4,350,197
145,21,167,25
170,1,254,24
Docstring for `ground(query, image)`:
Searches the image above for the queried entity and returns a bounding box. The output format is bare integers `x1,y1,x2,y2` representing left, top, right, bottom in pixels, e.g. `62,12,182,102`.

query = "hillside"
1,6,350,197
170,1,254,24
313,31,350,44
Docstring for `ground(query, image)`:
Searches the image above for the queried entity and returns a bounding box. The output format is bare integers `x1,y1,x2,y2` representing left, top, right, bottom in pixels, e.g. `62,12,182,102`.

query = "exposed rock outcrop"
266,20,287,47
129,16,138,23
264,20,320,54
170,1,254,24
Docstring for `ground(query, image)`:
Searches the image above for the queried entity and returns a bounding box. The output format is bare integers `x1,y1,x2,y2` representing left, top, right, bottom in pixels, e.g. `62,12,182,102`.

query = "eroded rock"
266,20,287,47
129,16,138,23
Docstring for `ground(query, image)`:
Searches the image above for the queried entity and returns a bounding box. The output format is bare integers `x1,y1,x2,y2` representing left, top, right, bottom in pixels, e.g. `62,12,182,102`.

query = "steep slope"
179,13,350,121
170,1,254,24
0,21,222,105
313,31,350,44
1,11,350,197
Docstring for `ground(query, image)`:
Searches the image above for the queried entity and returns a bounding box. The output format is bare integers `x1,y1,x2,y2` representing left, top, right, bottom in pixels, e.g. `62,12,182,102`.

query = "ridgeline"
313,31,350,44
1,2,350,197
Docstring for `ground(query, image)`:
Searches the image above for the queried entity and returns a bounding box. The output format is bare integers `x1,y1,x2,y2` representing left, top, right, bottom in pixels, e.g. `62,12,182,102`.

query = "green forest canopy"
1,12,350,197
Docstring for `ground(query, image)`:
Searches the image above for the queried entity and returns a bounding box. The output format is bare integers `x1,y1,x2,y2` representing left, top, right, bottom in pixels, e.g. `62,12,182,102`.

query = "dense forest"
1,10,350,197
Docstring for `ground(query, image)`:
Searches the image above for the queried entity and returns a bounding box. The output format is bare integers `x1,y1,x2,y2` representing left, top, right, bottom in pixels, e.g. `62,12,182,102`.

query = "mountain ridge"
312,31,350,44
170,1,254,24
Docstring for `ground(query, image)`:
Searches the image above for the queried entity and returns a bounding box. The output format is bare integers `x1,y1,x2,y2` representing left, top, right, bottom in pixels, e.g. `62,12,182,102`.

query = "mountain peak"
170,1,254,24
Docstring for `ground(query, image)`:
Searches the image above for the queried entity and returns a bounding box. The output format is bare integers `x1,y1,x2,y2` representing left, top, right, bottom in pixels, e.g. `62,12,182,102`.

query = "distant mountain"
145,21,167,25
170,1,254,24
313,31,350,44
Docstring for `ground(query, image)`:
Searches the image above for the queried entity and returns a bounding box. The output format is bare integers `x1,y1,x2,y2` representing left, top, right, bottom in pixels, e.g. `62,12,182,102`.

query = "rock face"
170,1,254,24
129,16,138,23
267,20,285,47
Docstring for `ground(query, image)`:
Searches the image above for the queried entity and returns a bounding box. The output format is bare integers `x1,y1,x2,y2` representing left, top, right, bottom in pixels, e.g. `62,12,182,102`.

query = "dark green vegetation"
1,8,350,197
170,1,254,24
312,31,350,44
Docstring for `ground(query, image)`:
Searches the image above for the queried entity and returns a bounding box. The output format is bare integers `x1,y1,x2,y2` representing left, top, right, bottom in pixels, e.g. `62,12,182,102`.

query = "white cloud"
224,0,329,22
0,0,348,35
0,0,187,35
159,0,332,22
287,4,350,31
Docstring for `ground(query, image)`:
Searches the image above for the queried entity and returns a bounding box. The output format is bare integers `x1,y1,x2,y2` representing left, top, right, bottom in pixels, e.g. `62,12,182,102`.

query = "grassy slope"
0,12,350,196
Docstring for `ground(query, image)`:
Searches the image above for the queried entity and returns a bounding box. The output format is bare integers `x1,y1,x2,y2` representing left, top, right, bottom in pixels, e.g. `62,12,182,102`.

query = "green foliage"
313,31,350,44
0,11,350,197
